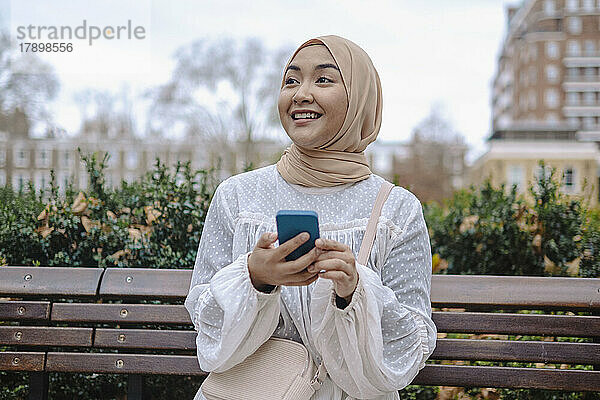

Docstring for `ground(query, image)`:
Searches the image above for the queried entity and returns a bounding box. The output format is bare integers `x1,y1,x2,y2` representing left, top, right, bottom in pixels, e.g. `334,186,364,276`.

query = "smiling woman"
185,35,437,400
278,44,348,149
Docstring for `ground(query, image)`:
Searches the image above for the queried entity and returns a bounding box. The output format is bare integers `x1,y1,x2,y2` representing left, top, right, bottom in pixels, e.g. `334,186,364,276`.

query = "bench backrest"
1,266,599,392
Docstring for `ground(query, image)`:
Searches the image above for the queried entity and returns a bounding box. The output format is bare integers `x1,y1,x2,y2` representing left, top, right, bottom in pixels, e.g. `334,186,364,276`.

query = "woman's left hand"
308,238,358,301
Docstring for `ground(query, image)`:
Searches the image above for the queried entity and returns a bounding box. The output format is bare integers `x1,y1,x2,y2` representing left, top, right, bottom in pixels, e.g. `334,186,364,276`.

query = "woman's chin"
288,133,328,149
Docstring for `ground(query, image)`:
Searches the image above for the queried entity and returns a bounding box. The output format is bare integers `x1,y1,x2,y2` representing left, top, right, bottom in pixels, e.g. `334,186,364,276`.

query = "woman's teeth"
292,112,321,120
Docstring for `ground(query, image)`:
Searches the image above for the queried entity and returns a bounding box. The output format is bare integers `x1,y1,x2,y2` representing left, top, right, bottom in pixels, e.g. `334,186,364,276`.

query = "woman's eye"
316,77,332,83
285,78,298,85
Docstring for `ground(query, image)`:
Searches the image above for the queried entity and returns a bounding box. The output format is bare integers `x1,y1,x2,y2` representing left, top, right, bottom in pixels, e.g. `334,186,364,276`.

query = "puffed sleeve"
184,180,282,373
310,194,437,398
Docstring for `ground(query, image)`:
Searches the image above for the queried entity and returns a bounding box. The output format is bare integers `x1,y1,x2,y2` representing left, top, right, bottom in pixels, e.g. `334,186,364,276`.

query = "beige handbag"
200,181,395,400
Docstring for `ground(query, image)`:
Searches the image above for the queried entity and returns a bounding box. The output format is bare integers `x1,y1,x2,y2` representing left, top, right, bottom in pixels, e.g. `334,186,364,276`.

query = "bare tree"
395,106,468,203
74,87,136,139
0,31,60,137
146,37,292,171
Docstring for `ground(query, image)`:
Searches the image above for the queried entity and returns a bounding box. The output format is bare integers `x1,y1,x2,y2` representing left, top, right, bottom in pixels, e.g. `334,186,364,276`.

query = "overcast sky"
2,0,517,164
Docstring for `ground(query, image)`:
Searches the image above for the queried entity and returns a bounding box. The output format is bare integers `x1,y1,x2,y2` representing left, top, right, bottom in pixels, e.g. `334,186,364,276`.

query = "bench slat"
412,364,600,391
433,312,600,337
0,351,45,371
99,268,191,298
0,300,50,321
52,303,191,324
90,330,599,365
0,267,104,296
49,304,600,338
0,326,93,347
433,338,600,364
44,353,600,391
431,275,600,310
94,329,195,350
46,352,203,375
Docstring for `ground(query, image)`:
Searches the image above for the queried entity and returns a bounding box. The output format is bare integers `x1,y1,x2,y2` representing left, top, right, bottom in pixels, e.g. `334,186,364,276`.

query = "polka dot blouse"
184,164,437,400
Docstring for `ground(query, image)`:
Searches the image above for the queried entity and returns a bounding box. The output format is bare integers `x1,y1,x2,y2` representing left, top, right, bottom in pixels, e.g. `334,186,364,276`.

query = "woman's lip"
292,115,322,126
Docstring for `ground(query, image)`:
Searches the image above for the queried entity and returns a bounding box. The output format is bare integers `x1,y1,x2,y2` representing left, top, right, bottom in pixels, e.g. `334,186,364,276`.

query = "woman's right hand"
248,232,320,291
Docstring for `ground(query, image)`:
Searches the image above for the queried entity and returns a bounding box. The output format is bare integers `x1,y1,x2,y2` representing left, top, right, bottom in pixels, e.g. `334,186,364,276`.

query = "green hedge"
424,161,599,278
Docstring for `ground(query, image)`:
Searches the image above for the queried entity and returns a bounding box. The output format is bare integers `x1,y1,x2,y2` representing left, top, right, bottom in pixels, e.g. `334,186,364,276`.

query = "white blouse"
184,164,437,400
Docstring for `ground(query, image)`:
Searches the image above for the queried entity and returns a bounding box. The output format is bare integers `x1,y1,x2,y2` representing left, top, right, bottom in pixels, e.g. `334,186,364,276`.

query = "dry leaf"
36,226,54,238
106,210,117,221
37,208,47,221
81,216,100,233
128,228,142,243
71,192,87,215
144,206,162,224
565,257,580,276
111,249,131,260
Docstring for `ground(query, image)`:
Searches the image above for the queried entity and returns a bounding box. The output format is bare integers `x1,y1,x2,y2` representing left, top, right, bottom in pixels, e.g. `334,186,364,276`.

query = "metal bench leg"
28,371,49,400
127,374,145,400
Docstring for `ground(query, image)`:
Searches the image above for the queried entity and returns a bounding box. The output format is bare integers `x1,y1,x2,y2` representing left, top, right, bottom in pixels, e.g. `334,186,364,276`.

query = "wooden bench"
1,265,599,399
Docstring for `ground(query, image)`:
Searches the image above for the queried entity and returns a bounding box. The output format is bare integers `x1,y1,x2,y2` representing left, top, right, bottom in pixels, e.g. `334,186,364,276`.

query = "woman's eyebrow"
285,63,340,73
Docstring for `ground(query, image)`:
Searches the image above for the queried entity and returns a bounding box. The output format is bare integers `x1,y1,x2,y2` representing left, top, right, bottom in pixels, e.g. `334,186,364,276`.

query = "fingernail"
316,239,322,246
301,232,309,240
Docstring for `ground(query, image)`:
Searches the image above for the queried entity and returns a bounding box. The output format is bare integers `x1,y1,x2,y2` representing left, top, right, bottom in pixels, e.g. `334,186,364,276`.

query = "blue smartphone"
275,210,320,261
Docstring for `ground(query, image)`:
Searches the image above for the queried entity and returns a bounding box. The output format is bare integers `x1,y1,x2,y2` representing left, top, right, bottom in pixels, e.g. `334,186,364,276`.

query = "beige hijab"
276,35,383,187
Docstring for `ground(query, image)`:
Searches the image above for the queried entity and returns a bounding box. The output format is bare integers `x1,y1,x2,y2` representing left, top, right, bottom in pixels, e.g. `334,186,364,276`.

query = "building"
471,0,600,204
0,123,286,196
367,138,468,203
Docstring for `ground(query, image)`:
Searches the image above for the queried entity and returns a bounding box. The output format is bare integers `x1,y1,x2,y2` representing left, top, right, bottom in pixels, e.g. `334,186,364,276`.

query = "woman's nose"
292,82,313,104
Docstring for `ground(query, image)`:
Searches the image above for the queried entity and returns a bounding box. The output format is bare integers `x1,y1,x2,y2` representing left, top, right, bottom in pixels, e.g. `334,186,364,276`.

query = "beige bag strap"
357,181,394,266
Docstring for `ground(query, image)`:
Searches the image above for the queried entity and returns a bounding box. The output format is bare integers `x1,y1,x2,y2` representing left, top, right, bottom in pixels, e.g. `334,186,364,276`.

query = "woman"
184,35,437,400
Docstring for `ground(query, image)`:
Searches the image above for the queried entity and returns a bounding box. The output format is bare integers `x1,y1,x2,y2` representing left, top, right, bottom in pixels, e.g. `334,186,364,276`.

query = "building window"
544,88,560,108
527,66,536,84
35,171,51,193
566,0,579,11
0,148,5,167
585,67,596,78
585,40,596,56
105,150,119,168
546,64,559,83
584,91,595,105
126,151,138,170
567,92,580,105
508,165,524,192
36,149,51,168
124,173,137,183
14,148,29,168
568,116,581,126
567,67,579,77
60,150,72,169
583,116,595,127
546,41,560,58
567,40,581,56
568,17,582,34
0,171,5,187
530,43,538,60
563,167,575,191
12,172,29,192
545,0,557,13
529,90,537,108
79,171,88,190
57,172,70,195
520,95,527,110
583,0,594,10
